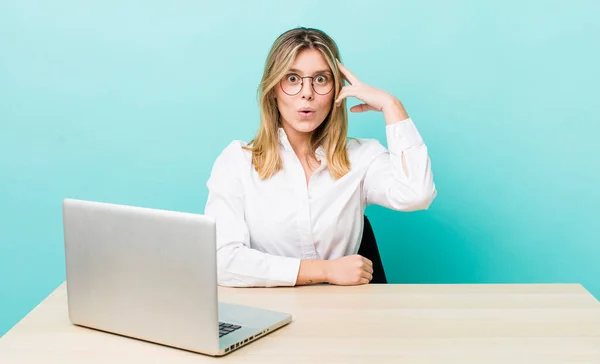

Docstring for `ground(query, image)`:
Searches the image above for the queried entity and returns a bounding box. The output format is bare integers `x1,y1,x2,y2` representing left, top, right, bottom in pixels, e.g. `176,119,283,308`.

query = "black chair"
357,215,387,284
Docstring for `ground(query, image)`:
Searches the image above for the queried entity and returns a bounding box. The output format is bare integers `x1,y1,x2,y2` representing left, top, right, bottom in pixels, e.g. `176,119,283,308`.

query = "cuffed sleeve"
204,142,301,287
362,118,437,211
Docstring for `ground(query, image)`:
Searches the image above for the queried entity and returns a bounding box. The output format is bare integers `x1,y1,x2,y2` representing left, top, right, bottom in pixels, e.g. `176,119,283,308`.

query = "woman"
204,27,437,287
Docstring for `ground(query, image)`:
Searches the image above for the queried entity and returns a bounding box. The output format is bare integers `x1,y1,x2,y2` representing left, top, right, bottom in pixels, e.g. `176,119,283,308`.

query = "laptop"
62,198,292,356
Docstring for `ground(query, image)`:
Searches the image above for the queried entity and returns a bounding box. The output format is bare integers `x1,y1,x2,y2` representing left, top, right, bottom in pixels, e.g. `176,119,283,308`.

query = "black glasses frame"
280,74,334,96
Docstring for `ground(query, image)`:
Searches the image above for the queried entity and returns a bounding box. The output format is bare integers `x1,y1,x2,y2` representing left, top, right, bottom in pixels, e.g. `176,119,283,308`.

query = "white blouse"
204,117,437,287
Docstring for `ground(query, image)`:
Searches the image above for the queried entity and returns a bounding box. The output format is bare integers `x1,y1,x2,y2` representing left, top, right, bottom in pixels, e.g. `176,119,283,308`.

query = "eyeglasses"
280,73,334,96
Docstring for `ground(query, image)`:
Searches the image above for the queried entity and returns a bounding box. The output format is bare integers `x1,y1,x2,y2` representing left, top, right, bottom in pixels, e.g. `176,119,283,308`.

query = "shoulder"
346,137,388,166
209,140,254,180
213,140,253,166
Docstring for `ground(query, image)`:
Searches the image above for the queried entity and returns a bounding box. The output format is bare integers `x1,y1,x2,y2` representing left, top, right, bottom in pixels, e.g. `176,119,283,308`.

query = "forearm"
363,114,437,211
295,259,330,285
217,245,301,287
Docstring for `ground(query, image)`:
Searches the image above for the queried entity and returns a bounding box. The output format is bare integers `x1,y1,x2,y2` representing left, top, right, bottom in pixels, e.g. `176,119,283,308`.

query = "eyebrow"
288,68,332,75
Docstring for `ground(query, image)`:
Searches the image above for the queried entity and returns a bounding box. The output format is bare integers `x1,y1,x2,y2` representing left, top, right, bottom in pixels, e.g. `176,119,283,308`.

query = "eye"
286,74,300,83
314,75,329,84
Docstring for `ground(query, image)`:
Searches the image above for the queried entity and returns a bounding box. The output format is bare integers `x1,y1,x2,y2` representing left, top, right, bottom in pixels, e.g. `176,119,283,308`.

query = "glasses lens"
282,73,302,95
313,74,333,95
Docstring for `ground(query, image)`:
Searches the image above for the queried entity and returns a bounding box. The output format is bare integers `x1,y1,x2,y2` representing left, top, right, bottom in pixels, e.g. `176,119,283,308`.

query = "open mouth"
298,108,315,118
298,110,315,118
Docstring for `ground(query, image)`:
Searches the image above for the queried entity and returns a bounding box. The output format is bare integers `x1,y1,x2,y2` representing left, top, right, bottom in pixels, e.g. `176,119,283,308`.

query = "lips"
297,107,316,119
297,108,315,119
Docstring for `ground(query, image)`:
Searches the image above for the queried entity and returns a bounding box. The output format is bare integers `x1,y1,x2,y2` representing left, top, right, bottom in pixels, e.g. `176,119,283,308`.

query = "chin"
292,120,322,134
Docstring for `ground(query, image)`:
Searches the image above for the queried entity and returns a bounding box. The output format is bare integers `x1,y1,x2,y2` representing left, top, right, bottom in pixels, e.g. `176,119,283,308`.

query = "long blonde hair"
245,27,350,180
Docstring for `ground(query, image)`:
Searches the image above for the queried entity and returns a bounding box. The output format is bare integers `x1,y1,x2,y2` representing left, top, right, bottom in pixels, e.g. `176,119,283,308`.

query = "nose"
300,79,314,100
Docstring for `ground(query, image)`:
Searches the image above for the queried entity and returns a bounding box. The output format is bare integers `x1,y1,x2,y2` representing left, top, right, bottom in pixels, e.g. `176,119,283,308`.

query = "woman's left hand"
334,60,409,124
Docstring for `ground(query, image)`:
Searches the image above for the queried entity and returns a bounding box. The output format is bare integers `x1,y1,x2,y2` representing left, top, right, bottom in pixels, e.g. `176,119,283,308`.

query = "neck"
282,123,312,158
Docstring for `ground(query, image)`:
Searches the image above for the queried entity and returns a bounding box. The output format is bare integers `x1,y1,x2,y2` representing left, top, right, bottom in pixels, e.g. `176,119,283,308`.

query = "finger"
334,86,356,106
361,270,373,281
361,262,373,275
336,59,361,85
362,257,373,267
359,278,370,285
350,103,377,113
335,86,348,106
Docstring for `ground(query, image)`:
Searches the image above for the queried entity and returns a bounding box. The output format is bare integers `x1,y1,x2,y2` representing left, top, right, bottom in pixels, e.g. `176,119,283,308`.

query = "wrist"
297,259,330,285
321,260,332,283
382,97,409,125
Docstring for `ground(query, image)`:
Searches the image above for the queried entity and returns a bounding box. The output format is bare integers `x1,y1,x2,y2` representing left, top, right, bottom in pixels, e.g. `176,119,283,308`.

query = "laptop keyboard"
219,322,242,337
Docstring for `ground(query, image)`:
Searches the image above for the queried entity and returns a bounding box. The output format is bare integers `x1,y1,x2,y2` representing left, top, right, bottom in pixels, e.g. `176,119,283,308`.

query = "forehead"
289,48,331,74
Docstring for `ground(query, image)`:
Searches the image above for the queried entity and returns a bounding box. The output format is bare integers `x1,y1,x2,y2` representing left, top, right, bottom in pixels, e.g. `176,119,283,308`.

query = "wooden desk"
1,283,600,363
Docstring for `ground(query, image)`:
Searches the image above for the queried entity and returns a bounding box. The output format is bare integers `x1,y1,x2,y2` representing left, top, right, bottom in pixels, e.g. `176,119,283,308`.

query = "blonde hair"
244,27,350,180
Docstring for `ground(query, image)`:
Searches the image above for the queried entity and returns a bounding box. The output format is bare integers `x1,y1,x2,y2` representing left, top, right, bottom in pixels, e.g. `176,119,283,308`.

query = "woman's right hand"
325,255,373,285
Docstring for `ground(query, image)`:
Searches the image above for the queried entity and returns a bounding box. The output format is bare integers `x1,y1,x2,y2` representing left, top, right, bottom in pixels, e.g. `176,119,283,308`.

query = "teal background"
1,0,599,337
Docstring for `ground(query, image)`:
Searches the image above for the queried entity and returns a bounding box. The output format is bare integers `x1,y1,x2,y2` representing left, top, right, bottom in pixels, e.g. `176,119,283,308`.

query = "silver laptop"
62,198,291,356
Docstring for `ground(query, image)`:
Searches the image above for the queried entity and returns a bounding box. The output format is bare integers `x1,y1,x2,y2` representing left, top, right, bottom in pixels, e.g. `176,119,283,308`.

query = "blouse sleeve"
362,118,437,211
204,142,301,287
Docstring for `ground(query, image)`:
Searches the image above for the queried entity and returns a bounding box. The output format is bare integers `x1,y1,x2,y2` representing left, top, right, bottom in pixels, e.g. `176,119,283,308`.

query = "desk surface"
1,283,600,363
